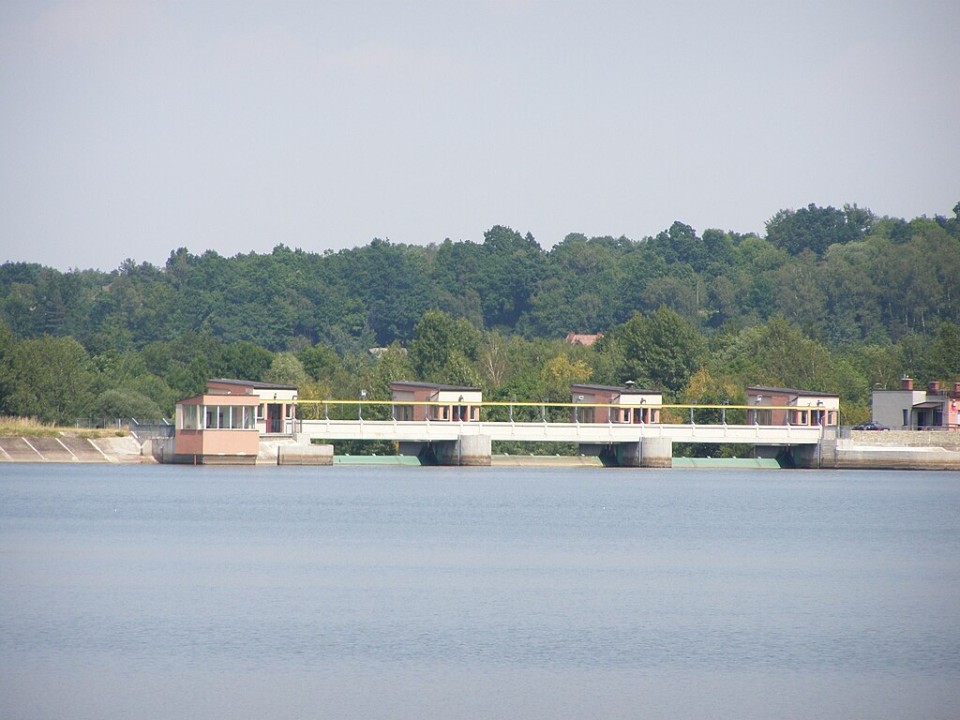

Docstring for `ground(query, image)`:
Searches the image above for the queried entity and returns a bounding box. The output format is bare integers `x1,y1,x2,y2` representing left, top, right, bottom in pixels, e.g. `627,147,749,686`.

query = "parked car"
853,420,889,431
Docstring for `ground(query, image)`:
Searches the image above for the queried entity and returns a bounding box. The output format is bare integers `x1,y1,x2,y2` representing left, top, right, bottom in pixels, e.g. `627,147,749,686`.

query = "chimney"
901,376,913,390
928,380,941,393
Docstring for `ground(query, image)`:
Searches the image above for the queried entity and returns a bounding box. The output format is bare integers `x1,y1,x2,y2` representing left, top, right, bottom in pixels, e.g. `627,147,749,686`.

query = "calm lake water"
1,464,959,720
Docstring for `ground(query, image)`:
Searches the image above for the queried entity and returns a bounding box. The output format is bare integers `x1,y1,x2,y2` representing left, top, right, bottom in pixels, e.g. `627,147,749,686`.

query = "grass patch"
0,416,129,439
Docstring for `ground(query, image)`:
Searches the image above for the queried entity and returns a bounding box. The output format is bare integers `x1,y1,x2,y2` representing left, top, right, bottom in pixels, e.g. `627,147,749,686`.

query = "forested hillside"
1,204,959,427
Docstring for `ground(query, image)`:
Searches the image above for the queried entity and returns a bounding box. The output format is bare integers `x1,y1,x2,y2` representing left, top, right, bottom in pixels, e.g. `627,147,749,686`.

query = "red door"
267,404,282,433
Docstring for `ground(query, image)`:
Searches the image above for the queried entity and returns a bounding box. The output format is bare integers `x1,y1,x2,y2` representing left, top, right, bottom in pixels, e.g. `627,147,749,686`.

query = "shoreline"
1,434,959,470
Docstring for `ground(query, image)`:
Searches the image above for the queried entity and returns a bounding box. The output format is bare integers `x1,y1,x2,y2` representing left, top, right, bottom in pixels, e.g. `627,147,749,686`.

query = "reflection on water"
2,465,959,720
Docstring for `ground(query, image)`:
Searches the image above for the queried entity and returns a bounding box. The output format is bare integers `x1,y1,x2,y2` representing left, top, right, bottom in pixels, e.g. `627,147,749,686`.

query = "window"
753,409,773,425
181,404,200,430
199,405,256,430
229,407,245,429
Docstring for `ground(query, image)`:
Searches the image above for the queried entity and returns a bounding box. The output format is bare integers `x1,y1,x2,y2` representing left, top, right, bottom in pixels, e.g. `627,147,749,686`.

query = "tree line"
1,203,958,429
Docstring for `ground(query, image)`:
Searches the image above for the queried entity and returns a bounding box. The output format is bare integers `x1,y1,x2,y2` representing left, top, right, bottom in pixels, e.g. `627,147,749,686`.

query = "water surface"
2,465,958,719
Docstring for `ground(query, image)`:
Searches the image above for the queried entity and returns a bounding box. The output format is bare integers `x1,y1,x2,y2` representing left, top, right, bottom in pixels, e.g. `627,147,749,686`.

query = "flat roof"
208,378,298,391
390,381,481,392
746,385,839,398
178,392,260,405
570,384,660,394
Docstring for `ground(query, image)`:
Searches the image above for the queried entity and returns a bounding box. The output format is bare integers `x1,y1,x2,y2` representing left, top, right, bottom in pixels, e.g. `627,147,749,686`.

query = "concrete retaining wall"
0,435,149,463
276,444,334,465
850,430,960,450
834,445,960,470
827,430,960,470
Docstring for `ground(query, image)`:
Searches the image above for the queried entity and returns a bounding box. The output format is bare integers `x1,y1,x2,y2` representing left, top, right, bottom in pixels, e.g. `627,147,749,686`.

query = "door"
267,403,282,433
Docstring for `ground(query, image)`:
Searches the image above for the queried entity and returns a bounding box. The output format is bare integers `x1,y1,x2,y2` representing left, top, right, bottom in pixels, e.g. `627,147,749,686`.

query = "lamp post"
359,389,366,420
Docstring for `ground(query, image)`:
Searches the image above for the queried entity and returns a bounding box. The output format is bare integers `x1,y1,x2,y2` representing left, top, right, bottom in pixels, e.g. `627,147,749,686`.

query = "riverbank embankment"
0,435,148,463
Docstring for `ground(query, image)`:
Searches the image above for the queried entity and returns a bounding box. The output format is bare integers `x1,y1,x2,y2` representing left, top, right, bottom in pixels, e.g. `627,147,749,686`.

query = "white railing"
295,419,824,446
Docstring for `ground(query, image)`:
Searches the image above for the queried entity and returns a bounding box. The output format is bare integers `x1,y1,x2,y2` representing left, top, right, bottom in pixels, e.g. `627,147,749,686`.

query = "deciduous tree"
615,307,706,396
409,309,481,385
4,336,95,423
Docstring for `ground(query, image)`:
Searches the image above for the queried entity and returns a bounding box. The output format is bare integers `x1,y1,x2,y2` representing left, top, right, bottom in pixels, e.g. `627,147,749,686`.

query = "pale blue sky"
1,0,957,271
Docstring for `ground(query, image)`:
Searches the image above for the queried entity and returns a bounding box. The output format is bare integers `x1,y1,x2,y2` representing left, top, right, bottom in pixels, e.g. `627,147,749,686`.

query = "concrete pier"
793,443,824,468
613,438,673,468
432,434,492,466
639,438,673,468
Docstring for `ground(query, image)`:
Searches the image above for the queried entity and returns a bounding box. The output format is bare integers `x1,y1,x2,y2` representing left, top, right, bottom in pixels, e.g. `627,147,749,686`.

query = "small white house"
389,382,483,422
872,377,960,430
745,386,839,426
206,379,298,434
569,384,663,424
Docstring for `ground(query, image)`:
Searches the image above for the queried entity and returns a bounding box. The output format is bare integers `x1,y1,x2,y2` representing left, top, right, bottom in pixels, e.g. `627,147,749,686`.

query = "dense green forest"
1,203,959,429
